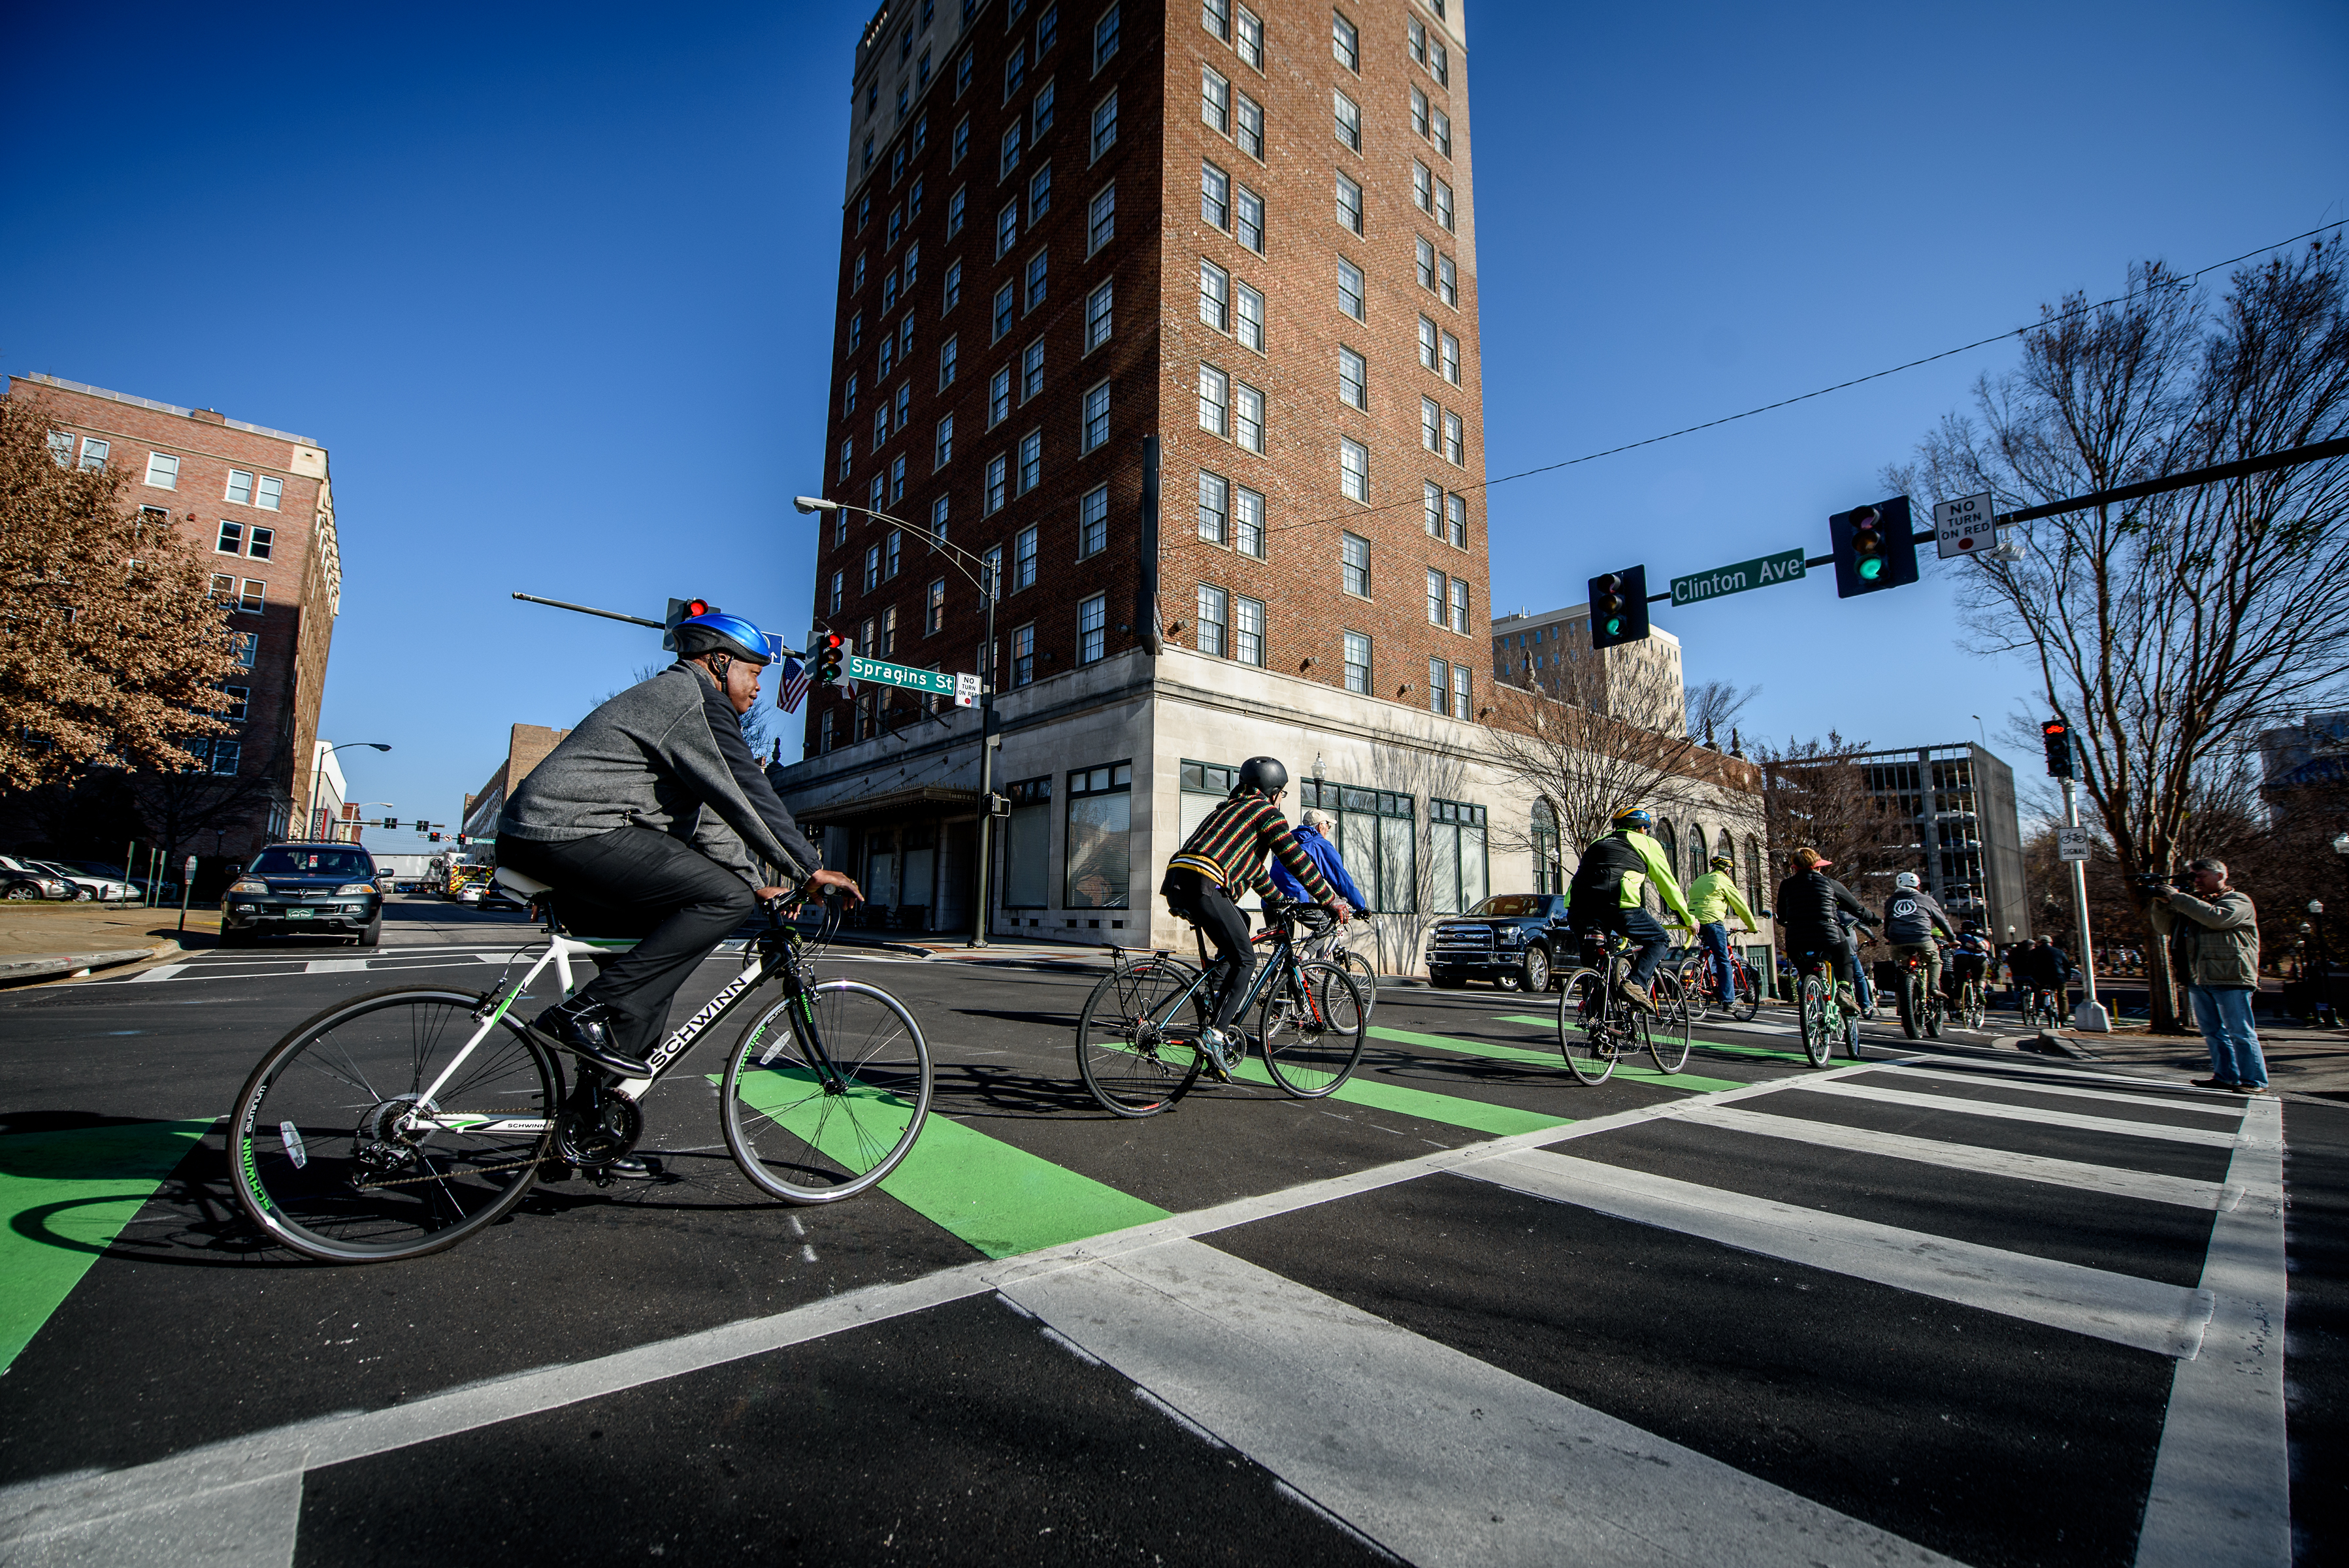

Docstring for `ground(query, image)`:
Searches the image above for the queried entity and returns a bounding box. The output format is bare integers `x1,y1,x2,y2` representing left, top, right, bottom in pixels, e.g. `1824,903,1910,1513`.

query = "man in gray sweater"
498,610,857,1081
2146,858,2268,1094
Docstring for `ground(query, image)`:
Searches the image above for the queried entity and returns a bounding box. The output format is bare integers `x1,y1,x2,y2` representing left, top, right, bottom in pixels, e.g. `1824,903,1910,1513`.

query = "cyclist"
1775,847,1877,1024
1566,806,1692,1012
1947,923,1994,1004
498,610,862,1090
1161,757,1350,1077
1684,853,1758,1009
1883,872,1958,1011
1268,807,1370,918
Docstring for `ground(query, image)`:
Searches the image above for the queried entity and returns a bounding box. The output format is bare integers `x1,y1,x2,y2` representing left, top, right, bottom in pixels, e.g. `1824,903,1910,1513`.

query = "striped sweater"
1168,793,1336,905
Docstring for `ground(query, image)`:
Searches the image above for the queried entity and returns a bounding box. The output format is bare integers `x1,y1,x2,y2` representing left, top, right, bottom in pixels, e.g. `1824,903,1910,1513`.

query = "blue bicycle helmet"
675,610,774,666
1611,806,1654,829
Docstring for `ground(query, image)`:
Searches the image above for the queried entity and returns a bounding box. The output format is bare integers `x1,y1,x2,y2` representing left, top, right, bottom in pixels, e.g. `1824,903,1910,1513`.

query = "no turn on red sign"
1935,493,1998,559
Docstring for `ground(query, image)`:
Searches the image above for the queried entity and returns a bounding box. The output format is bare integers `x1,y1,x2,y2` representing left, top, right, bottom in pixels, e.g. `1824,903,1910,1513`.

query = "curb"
0,941,178,987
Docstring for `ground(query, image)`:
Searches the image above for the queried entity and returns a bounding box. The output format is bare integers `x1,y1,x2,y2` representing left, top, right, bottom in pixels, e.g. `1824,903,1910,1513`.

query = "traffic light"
429,831,442,843
1829,496,1920,598
1586,566,1651,649
663,596,715,651
813,631,847,684
2042,718,2074,779
380,817,398,830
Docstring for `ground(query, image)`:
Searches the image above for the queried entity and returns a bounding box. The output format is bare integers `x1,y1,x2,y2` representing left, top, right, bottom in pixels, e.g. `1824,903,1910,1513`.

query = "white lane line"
1696,1017,1799,1037
2133,1096,2290,1568
1464,1149,2214,1359
1673,1101,2260,1210
1005,1238,1954,1568
121,965,186,985
302,960,369,975
1871,1064,2242,1120
1894,1049,2217,1094
1786,1080,2242,1148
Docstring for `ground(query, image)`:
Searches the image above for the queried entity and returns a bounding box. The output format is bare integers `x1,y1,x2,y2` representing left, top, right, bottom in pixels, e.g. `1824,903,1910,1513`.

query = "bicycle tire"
1679,960,1711,1024
1924,984,1945,1040
1798,977,1835,1067
230,988,558,1264
1556,968,1617,1085
722,979,933,1203
1333,948,1381,1020
1075,957,1206,1117
1259,960,1368,1098
1731,962,1761,1023
1647,970,1692,1073
1897,972,1922,1039
1964,983,1988,1032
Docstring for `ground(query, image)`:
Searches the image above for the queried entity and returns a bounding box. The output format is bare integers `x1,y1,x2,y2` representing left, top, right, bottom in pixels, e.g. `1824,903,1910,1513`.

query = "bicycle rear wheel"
1731,962,1762,1022
1963,983,1987,1032
1679,960,1711,1024
230,988,558,1264
1798,977,1835,1067
1076,958,1206,1117
1259,960,1368,1097
1556,968,1617,1085
1647,971,1692,1073
1330,947,1380,1020
722,979,933,1203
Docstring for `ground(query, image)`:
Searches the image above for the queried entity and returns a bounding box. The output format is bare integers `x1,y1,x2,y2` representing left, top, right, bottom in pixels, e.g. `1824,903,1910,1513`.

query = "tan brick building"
460,724,575,843
13,372,340,857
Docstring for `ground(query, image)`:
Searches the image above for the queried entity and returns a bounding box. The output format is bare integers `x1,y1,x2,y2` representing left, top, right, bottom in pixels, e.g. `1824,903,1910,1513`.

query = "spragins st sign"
1669,548,1807,607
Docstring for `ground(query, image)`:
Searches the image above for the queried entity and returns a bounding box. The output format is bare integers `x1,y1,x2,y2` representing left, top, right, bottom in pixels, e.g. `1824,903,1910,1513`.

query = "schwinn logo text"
643,963,764,1074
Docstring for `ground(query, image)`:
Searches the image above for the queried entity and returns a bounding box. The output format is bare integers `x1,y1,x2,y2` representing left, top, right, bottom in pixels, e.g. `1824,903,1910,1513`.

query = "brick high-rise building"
12,372,342,855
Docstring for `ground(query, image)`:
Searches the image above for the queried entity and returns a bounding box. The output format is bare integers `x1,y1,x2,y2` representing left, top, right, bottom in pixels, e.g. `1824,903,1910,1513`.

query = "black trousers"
498,828,755,1060
1161,868,1254,1028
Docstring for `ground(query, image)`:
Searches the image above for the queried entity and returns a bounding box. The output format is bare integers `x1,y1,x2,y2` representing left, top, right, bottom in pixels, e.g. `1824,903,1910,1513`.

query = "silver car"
0,855,71,901
30,860,135,902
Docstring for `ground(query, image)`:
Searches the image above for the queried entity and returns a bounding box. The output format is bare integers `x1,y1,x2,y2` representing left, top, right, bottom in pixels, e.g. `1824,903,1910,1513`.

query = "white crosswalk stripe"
1787,1077,2243,1147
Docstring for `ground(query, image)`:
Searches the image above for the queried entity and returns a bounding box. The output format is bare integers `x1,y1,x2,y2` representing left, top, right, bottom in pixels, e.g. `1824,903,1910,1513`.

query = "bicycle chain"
353,1149,554,1189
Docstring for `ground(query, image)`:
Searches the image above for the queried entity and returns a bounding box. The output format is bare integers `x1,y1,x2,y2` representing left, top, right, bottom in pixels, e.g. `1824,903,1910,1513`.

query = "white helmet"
1894,872,1921,890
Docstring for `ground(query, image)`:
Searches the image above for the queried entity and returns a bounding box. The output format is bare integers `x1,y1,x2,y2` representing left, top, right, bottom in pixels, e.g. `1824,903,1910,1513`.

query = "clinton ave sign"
1669,548,1807,607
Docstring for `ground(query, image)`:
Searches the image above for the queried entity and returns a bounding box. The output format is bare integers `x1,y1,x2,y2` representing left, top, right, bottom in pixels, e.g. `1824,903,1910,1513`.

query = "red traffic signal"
686,599,710,617
814,631,847,684
2042,719,2074,779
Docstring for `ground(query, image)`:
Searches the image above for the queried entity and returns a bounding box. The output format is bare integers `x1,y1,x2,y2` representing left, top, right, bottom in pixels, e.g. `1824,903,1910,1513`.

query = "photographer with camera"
2144,859,2269,1094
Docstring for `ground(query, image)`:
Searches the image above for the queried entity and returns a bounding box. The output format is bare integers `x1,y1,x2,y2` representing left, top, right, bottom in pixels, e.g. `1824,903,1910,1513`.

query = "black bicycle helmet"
1235,756,1289,795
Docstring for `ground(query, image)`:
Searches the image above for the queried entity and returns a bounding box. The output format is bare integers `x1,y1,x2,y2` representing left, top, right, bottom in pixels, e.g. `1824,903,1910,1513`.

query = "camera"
2131,872,2173,896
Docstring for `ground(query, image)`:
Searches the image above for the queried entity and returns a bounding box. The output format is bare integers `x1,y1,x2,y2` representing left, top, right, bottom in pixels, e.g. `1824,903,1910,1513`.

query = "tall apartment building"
12,373,340,857
1849,743,2029,943
1489,602,1686,734
776,0,1595,959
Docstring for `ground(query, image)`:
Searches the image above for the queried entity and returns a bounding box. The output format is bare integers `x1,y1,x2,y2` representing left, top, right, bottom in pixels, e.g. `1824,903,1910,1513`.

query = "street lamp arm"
800,497,1000,599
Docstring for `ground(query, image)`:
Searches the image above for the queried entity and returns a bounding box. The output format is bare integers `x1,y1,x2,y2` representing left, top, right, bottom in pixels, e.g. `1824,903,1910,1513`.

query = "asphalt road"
0,895,2335,1566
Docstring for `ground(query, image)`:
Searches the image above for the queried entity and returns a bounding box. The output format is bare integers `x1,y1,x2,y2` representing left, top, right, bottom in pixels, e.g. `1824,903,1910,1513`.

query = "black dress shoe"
533,1003,653,1078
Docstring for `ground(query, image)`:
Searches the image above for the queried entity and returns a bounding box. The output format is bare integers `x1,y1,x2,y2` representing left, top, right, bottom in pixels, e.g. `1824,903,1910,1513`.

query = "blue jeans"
1699,921,1737,1003
2188,985,2268,1088
1578,905,1672,988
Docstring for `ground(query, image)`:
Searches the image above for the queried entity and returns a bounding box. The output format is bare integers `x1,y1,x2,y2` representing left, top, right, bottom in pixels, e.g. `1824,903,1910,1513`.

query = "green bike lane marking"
1493,1015,1830,1070
1370,1024,1743,1093
1,1119,210,1376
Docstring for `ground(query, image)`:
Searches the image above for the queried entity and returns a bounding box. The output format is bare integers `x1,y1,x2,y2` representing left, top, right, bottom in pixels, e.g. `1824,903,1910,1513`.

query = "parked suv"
0,854,71,902
222,842,385,947
1426,894,1573,992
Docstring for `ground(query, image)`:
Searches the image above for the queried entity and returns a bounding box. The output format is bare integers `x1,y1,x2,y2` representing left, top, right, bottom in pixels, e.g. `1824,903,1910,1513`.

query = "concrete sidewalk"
2043,1019,2349,1100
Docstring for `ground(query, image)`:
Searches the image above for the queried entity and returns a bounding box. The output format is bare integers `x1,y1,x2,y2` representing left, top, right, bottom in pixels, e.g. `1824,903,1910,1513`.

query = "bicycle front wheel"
1964,984,1987,1032
1556,968,1617,1085
1076,958,1206,1117
230,988,558,1264
1648,970,1692,1073
1731,962,1762,1023
1679,960,1711,1024
1259,960,1368,1098
1798,977,1835,1067
1897,973,1923,1039
1331,948,1380,1019
723,980,932,1203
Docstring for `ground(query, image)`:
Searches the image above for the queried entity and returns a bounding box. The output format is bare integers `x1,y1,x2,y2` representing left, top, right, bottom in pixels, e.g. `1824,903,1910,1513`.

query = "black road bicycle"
230,875,931,1264
1556,932,1692,1085
1894,945,1948,1041
1074,899,1369,1117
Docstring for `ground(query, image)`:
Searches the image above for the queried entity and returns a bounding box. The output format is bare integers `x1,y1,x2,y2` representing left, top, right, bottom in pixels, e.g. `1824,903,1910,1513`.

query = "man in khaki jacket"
2147,858,2268,1094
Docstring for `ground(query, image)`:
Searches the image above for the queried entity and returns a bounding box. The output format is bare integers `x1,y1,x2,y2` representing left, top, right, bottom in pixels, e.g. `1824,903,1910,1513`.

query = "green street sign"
846,653,959,695
1669,548,1807,607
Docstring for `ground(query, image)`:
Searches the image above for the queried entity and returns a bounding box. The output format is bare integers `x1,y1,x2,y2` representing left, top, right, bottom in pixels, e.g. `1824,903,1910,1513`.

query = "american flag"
777,655,813,713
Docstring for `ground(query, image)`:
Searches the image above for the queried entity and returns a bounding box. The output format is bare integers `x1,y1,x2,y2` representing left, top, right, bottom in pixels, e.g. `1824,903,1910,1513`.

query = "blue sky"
3,1,2342,836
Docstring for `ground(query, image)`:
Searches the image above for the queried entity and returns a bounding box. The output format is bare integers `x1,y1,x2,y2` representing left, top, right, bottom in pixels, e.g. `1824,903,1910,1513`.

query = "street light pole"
305,742,391,841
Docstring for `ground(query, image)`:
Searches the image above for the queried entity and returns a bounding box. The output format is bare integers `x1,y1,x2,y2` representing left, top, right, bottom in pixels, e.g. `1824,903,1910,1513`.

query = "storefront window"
1065,762,1132,908
1429,799,1487,914
1531,800,1562,894
1179,759,1238,842
1297,779,1414,913
1002,776,1052,908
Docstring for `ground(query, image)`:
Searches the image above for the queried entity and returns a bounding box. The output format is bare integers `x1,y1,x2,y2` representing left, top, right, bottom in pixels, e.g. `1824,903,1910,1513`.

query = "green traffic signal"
1585,566,1651,649
1860,558,1883,580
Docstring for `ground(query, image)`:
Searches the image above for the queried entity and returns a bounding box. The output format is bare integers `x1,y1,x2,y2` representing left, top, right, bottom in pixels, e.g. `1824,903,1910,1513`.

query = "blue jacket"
1269,825,1368,913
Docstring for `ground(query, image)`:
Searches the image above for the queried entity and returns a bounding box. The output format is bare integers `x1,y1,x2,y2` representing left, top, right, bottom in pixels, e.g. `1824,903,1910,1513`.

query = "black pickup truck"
1426,894,1573,992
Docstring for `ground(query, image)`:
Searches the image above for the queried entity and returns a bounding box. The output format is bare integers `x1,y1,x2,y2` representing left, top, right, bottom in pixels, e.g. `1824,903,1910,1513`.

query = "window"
1033,78,1056,134
1011,623,1036,686
1451,662,1471,719
1441,330,1461,384
854,253,867,291
1003,774,1051,904
889,204,904,246
945,258,963,308
857,191,872,230
233,630,257,668
870,473,887,511
989,367,1011,425
829,570,845,613
1025,250,1047,311
210,740,242,776
44,431,72,465
77,436,108,470
1443,410,1464,464
1338,346,1368,410
1446,491,1467,548
882,269,900,312
996,199,1019,257
992,282,1015,339
1411,85,1430,140
1417,235,1436,291
1235,93,1263,158
1066,760,1131,907
1413,160,1434,215
864,544,882,589
1409,16,1426,63
940,335,960,389
1439,252,1458,306
846,372,860,416
1339,438,1369,502
1083,280,1114,353
1198,364,1230,437
1300,779,1417,909
953,114,972,166
982,543,1004,598
1004,43,1028,99
1202,64,1230,134
1236,5,1263,65
986,453,1009,512
1338,257,1365,319
1333,90,1361,151
1331,8,1358,70
1196,584,1229,656
840,438,854,481
932,495,951,539
819,709,838,755
1343,630,1371,693
1017,430,1042,493
1081,379,1111,450
1449,576,1470,635
217,521,245,555
1234,184,1264,252
1335,172,1363,235
1234,280,1264,353
1079,483,1109,556
1203,0,1230,41
1021,338,1045,400
1078,593,1107,663
1418,314,1439,370
1199,258,1229,331
1422,396,1441,451
1028,161,1052,216
144,452,179,489
1015,522,1039,586
873,406,889,451
1197,471,1229,543
225,469,255,504
881,604,899,656
1424,480,1444,536
1202,160,1229,229
947,186,967,235
1233,380,1264,453
1091,90,1118,158
1341,531,1370,596
1430,104,1452,157
210,572,234,600
1038,3,1058,52
1000,121,1023,176
1235,484,1264,558
1428,657,1447,713
1087,184,1115,253
879,331,898,378
850,314,866,353
862,135,874,171
934,413,955,468
1426,568,1445,625
238,578,265,614
1428,800,1488,913
1429,37,1449,86
1092,3,1119,69
1434,176,1454,231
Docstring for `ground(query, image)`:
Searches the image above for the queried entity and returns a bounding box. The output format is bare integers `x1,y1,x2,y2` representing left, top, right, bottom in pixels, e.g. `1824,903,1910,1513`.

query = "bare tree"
1361,725,1471,976
1753,734,1912,956
1895,242,2349,1030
